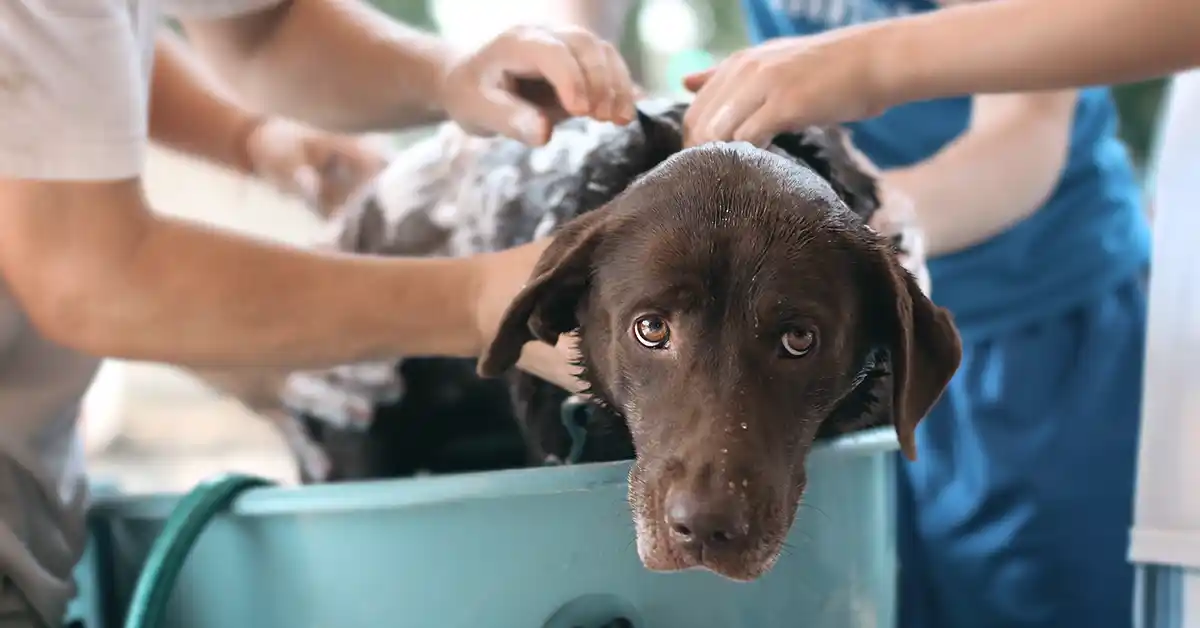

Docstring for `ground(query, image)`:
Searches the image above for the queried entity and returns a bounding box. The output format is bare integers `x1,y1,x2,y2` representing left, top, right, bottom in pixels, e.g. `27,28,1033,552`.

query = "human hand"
245,117,389,217
464,238,586,391
853,154,931,297
468,239,548,358
832,140,931,294
682,28,891,147
440,25,638,146
874,183,932,296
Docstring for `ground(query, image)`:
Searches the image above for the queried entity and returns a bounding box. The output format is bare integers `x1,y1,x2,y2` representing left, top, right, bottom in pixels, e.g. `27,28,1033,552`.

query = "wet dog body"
219,101,961,580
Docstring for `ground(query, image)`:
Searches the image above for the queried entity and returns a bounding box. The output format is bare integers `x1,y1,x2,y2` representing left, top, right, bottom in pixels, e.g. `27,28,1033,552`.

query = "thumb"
682,68,715,93
476,87,554,145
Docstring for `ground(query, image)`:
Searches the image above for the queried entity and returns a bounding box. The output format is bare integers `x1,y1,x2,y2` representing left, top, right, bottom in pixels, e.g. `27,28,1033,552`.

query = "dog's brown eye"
781,329,817,357
634,315,671,349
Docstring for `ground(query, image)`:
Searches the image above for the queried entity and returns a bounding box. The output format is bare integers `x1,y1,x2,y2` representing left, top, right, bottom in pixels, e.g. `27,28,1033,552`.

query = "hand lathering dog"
189,99,962,582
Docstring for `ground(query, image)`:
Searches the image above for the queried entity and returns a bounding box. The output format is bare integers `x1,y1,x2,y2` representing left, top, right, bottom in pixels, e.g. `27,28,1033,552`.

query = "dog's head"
478,109,961,581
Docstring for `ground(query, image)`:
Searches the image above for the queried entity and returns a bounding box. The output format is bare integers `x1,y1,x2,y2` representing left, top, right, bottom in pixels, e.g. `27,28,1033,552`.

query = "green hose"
122,473,274,628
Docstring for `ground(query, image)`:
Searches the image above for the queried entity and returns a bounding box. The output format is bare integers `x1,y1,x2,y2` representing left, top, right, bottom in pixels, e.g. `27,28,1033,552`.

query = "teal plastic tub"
83,428,898,628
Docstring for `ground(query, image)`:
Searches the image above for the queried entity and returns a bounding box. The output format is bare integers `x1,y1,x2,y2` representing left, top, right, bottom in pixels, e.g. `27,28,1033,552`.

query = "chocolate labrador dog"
190,100,961,582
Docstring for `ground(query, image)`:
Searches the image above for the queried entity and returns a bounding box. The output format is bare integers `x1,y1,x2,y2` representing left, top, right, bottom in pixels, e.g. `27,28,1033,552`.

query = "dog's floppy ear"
477,209,619,378
862,242,962,461
772,127,881,223
636,106,684,161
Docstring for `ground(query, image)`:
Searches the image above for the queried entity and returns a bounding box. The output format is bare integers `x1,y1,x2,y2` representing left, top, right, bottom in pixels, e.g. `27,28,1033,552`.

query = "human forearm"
180,0,455,133
875,0,1200,108
149,31,261,174
883,91,1076,256
0,179,480,367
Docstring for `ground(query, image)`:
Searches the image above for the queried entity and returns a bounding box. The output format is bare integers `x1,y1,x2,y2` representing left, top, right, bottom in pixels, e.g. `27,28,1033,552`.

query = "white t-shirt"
0,1,282,625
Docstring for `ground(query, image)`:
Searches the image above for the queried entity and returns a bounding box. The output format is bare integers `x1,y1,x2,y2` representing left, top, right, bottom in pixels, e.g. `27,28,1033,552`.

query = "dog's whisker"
797,501,834,526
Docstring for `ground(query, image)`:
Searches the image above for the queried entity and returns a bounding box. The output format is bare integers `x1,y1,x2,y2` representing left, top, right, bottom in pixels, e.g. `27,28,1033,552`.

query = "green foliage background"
370,0,1167,172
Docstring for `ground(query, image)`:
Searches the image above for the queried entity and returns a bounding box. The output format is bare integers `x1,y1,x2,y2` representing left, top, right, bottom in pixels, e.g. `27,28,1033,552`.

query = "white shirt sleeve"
0,2,148,181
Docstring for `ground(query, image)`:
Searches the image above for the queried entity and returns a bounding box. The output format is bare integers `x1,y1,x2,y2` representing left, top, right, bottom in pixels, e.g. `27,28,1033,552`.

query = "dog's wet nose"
664,487,748,552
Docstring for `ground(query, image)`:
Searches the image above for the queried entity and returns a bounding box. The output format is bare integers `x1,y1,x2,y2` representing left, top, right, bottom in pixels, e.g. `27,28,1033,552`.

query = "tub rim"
88,428,897,520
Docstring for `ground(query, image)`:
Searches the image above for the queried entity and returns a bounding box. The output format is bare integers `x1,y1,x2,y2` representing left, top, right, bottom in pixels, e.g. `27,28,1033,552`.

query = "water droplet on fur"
742,479,749,487
721,448,728,454
740,422,748,430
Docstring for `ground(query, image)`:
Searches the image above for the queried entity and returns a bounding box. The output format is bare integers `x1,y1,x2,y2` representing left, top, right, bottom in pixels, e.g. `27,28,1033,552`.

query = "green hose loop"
122,473,274,628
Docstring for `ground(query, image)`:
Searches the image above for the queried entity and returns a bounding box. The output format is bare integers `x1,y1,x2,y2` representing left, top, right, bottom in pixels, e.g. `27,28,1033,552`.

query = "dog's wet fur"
292,103,962,581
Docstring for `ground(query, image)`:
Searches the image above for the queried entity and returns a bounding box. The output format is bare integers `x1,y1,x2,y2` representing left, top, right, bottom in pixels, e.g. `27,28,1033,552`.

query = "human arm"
149,30,262,177
880,0,1199,107
0,179,490,367
177,0,636,143
0,179,584,385
882,90,1077,256
177,0,452,133
150,29,387,214
683,0,1200,144
0,2,576,386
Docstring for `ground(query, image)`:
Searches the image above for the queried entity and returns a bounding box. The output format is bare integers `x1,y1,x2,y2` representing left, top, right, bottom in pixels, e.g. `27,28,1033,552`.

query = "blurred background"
86,0,1170,493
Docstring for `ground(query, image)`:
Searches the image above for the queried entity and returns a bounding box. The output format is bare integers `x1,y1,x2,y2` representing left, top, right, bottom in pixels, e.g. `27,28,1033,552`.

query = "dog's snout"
664,486,749,553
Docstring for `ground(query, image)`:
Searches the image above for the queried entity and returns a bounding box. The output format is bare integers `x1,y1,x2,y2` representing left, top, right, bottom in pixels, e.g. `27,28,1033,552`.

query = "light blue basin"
82,428,899,628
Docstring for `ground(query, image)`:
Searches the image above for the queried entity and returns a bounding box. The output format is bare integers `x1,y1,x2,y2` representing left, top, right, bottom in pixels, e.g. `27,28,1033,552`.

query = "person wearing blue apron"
740,2,1152,627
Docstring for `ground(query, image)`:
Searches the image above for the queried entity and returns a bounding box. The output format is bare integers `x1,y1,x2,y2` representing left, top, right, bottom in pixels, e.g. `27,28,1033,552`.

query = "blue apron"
739,1,1152,626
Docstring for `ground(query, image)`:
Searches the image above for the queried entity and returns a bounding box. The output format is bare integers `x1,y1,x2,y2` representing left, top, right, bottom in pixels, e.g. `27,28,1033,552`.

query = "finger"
730,102,783,148
479,86,555,145
691,58,744,141
683,60,740,142
685,65,757,146
692,90,767,148
559,30,615,120
601,42,637,124
501,29,590,116
682,67,715,93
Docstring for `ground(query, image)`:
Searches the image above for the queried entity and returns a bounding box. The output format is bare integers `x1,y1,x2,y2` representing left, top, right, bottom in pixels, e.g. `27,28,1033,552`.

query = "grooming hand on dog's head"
479,111,961,581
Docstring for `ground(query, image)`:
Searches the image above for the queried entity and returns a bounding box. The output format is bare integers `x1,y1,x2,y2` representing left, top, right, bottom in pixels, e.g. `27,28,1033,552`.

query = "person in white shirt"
0,2,635,625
